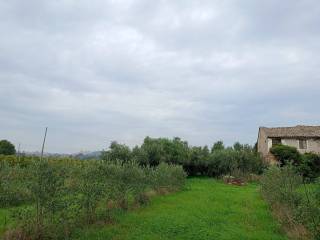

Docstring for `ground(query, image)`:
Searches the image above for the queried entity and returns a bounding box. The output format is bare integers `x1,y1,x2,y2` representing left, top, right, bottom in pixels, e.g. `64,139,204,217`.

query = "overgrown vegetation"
102,137,265,178
270,144,320,180
261,166,320,239
3,138,317,239
263,145,320,239
0,155,186,239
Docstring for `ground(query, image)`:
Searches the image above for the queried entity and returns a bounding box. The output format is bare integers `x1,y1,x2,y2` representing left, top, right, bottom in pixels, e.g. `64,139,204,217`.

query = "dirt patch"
223,176,246,186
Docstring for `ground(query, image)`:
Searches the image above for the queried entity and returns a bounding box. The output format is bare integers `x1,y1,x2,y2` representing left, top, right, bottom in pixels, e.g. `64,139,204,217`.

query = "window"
299,139,307,149
272,138,281,146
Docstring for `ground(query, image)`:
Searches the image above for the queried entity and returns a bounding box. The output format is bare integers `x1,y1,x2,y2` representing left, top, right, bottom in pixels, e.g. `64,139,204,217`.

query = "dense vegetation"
270,144,320,179
261,166,320,239
0,155,186,239
102,137,264,178
263,145,320,239
1,138,319,239
0,140,16,155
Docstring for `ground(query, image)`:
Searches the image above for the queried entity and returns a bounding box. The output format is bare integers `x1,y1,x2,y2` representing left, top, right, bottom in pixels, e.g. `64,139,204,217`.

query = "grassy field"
73,178,287,240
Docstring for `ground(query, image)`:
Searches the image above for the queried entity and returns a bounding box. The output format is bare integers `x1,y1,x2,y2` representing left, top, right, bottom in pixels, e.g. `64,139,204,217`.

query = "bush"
152,163,186,192
299,153,320,180
261,166,320,239
0,163,32,207
270,144,301,166
261,165,302,207
270,144,320,180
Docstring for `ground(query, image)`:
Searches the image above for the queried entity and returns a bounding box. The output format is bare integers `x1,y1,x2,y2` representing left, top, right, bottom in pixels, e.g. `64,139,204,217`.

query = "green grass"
73,178,287,240
0,208,14,236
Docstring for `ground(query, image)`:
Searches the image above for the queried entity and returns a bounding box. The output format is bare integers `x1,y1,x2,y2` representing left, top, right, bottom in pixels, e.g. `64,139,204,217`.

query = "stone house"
257,125,320,163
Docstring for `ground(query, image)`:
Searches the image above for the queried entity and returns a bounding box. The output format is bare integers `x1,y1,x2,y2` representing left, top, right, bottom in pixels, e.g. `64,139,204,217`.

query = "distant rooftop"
260,125,320,138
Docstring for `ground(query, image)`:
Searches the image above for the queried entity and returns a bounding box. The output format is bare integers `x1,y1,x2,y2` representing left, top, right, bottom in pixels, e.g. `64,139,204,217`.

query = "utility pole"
40,127,48,161
36,127,48,238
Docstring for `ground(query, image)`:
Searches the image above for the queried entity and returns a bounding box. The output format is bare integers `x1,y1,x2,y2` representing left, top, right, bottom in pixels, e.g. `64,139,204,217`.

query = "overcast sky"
0,0,319,153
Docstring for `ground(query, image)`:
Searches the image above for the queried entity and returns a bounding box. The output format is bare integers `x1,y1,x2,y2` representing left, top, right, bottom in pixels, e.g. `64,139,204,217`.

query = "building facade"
257,125,320,160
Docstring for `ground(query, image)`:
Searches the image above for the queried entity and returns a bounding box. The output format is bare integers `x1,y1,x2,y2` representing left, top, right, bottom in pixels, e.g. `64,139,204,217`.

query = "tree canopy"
0,139,16,155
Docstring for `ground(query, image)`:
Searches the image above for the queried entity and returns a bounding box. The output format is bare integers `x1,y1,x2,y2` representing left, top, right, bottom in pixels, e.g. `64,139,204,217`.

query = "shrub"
270,144,301,166
151,163,186,192
299,153,320,180
261,166,320,239
206,148,264,178
0,163,32,207
261,165,302,206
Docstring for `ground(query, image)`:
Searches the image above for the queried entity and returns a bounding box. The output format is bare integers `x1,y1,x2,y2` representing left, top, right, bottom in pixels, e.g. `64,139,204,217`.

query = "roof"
260,125,320,138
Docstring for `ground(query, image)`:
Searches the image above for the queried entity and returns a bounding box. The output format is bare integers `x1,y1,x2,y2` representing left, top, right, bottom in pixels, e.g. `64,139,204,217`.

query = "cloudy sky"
0,0,319,153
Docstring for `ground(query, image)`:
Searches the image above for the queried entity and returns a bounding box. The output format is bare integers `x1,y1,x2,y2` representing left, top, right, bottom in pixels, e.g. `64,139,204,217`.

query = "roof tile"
260,125,320,138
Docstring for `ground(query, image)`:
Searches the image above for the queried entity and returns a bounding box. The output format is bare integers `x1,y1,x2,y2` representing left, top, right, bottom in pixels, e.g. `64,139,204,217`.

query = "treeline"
0,156,186,239
101,137,264,177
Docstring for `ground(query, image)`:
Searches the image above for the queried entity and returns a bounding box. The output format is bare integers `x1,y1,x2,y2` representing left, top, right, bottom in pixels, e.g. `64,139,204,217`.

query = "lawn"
73,178,287,240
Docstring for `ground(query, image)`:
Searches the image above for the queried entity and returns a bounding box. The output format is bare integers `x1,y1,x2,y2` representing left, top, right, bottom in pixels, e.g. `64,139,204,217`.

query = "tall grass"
261,166,320,240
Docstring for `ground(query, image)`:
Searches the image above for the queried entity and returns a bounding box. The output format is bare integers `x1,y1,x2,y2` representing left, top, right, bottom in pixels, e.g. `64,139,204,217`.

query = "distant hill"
23,151,102,160
72,151,102,160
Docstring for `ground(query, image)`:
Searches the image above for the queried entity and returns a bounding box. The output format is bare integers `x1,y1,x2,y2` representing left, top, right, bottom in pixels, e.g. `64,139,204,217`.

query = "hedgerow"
102,137,265,177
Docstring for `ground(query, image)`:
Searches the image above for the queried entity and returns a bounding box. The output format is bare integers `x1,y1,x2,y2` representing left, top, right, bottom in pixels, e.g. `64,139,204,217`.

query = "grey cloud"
0,0,319,153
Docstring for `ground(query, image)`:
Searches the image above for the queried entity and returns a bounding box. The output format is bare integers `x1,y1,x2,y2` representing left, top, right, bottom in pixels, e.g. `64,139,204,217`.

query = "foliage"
0,156,186,239
0,163,31,207
261,165,302,206
211,140,225,152
299,153,320,179
270,144,320,180
101,141,131,163
270,144,301,166
261,166,320,239
150,163,187,192
100,138,264,178
0,140,16,155
0,137,266,239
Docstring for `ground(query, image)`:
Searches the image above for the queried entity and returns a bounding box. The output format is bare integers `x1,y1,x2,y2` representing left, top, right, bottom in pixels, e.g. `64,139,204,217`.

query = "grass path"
73,178,287,240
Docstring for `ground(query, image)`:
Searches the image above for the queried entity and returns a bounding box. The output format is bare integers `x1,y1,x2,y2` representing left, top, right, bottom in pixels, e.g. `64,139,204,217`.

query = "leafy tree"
211,141,225,152
101,141,131,163
140,137,164,166
132,146,148,165
233,142,243,151
0,140,16,155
